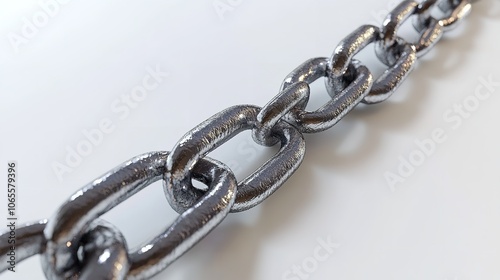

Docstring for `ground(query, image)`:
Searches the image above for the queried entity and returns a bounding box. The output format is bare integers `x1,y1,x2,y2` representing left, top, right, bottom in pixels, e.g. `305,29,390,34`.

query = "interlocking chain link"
0,1,478,279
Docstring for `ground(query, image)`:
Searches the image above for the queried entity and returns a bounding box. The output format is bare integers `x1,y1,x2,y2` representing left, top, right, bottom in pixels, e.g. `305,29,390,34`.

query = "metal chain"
0,0,477,279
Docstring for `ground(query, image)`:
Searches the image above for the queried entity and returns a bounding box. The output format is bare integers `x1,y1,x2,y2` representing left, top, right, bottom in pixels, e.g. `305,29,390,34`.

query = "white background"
1,0,499,279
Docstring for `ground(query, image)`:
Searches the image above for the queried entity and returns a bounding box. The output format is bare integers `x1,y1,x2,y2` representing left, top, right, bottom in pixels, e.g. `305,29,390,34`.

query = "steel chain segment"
435,0,473,31
366,41,417,104
376,0,440,60
41,151,237,279
412,0,445,56
164,105,306,213
377,0,420,54
0,1,478,279
326,25,417,105
413,0,473,32
287,60,373,132
252,81,310,146
128,156,237,279
376,0,472,60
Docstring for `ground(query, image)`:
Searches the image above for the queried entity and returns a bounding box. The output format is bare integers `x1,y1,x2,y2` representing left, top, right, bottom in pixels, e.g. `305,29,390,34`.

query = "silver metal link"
413,17,444,57
413,0,446,57
326,25,417,104
253,81,310,146
376,0,442,60
41,151,237,279
128,155,237,279
295,61,373,132
437,0,473,31
377,0,419,58
42,152,166,279
0,1,478,278
414,0,473,32
164,105,305,213
327,25,380,91
365,40,417,104
275,57,373,133
281,57,329,91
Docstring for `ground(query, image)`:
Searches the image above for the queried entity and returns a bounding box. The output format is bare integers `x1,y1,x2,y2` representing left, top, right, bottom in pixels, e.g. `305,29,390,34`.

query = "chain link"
164,105,305,213
0,1,477,278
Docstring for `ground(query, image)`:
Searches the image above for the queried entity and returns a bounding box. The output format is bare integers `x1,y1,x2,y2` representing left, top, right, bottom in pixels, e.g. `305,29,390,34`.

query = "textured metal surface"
128,156,237,279
294,61,373,132
414,0,473,32
326,25,417,105
76,220,130,280
378,1,419,54
411,0,444,56
40,152,237,279
281,57,329,91
365,41,417,104
41,152,167,279
437,0,473,31
327,25,380,92
0,1,478,278
253,81,310,146
376,0,425,61
277,57,373,133
164,105,305,213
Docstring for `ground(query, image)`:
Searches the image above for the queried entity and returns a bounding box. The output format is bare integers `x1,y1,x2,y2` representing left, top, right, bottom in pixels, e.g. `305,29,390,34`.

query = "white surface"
1,0,499,279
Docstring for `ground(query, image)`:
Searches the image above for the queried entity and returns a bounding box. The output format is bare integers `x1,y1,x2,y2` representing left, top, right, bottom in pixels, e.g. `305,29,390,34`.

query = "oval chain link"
326,25,417,104
164,105,305,213
413,0,473,34
41,151,237,279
